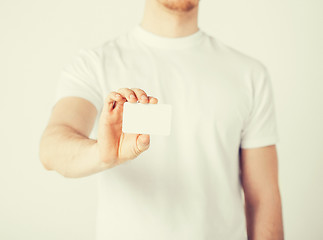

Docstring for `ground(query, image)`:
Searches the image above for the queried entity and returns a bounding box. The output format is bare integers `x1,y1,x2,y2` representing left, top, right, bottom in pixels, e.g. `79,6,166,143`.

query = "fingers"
115,88,139,103
104,91,126,112
104,88,158,114
147,96,158,104
116,88,158,104
130,88,149,104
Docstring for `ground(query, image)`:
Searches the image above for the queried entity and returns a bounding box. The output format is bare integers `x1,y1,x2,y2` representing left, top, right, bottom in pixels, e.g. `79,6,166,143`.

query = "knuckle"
131,88,146,95
127,89,136,98
119,88,133,95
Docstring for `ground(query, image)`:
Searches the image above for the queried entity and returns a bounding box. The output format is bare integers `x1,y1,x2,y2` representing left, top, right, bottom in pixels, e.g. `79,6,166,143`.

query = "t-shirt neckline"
131,24,205,50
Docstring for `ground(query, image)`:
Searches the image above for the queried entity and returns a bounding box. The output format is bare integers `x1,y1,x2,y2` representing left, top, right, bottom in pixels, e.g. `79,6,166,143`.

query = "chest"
101,51,251,136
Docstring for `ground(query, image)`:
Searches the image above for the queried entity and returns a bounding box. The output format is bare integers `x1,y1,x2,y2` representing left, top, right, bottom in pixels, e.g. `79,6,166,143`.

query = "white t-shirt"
54,24,279,240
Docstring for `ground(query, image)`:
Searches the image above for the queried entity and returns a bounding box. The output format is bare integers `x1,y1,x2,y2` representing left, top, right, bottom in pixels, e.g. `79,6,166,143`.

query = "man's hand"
97,88,158,168
39,88,158,178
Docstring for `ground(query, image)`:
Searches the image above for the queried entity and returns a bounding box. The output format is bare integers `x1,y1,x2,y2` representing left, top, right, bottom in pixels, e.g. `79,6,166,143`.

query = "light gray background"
1,0,322,239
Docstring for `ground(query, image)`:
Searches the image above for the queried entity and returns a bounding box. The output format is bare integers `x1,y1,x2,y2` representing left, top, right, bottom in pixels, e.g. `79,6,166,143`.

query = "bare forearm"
39,124,112,178
245,191,284,240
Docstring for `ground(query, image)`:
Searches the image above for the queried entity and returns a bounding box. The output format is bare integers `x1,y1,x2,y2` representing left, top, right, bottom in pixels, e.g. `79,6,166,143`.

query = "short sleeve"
53,48,103,113
240,63,279,149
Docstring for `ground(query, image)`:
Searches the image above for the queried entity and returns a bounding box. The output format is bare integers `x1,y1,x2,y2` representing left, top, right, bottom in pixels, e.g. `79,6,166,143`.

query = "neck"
140,0,199,38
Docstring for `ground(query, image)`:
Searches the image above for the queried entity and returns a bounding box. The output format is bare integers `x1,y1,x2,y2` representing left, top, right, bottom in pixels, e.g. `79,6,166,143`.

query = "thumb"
136,134,150,153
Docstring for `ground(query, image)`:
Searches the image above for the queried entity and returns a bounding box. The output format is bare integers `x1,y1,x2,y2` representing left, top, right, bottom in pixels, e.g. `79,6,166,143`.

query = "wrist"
93,140,116,170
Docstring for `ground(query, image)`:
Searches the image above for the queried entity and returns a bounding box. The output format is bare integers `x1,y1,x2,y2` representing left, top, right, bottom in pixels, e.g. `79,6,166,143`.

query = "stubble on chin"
156,0,198,12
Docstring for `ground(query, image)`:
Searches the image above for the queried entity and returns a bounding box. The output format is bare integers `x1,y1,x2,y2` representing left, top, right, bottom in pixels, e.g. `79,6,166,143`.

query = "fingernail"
141,95,148,100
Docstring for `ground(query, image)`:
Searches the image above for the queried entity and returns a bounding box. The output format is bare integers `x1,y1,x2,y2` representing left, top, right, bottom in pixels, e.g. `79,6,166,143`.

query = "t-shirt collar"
131,23,204,50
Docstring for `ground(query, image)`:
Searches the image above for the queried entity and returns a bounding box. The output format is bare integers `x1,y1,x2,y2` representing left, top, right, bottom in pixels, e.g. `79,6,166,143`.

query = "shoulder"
77,29,132,59
203,30,268,74
82,33,137,66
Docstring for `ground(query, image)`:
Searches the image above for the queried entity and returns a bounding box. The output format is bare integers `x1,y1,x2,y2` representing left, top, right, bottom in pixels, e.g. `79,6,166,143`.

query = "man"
39,0,284,239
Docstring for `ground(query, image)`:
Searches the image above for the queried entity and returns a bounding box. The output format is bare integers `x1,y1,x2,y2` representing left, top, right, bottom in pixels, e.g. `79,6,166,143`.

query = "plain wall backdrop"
1,0,322,239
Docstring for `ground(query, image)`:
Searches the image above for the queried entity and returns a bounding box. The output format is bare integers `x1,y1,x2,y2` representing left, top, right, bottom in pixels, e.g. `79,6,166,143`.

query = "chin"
157,0,199,12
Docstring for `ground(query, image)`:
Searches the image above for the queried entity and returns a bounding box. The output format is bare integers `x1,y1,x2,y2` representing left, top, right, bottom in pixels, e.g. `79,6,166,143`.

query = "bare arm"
39,88,158,178
239,145,284,240
39,97,107,178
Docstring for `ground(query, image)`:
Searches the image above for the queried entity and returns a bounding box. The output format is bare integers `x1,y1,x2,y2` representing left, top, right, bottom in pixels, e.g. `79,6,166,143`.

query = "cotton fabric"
54,24,279,240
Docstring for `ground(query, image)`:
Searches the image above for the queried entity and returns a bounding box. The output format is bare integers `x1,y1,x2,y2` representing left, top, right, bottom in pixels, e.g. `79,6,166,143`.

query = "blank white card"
122,102,172,136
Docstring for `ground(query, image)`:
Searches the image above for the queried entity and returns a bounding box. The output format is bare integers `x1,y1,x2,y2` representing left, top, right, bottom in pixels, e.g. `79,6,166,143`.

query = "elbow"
39,152,76,178
61,172,81,179
41,159,52,171
39,149,52,171
39,143,79,178
39,137,53,171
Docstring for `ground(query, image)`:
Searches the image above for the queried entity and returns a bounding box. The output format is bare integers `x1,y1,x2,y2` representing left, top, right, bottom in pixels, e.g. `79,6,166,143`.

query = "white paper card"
122,102,172,136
